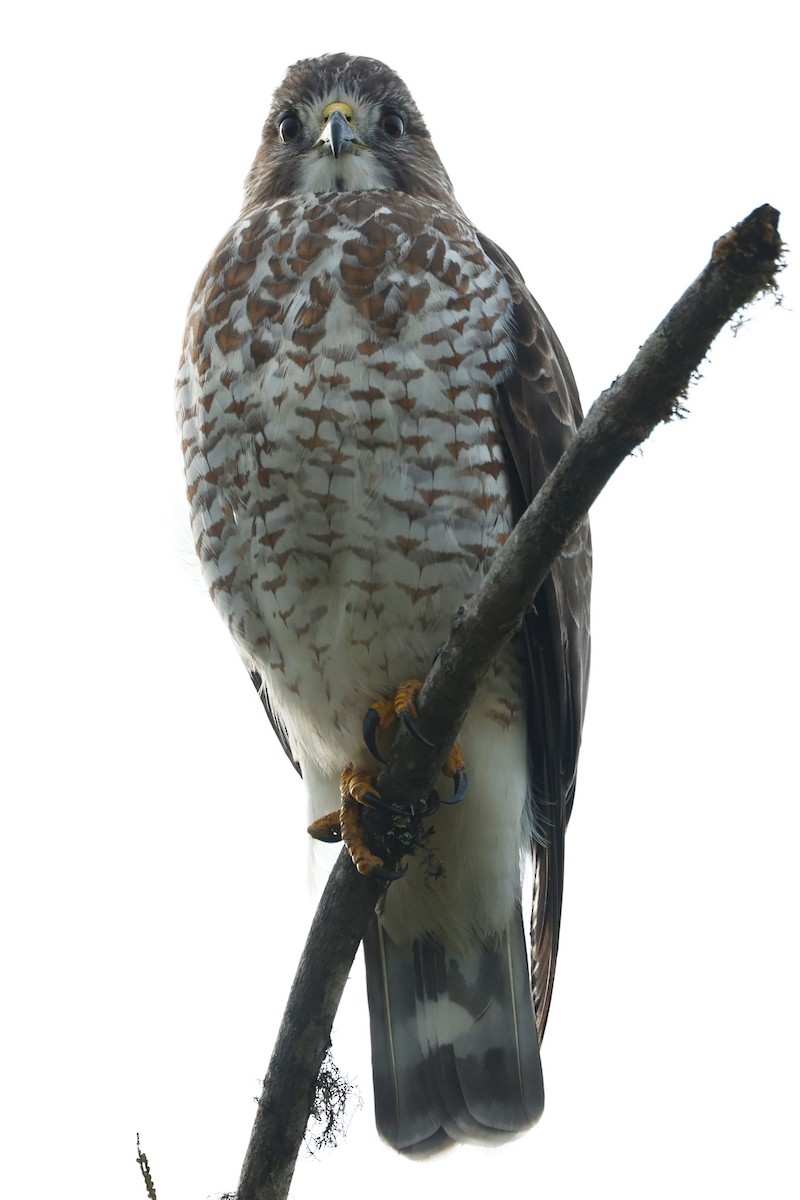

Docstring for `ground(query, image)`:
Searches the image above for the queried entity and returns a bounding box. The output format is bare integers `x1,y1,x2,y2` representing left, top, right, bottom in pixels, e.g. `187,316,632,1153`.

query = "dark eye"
279,115,301,142
381,113,404,138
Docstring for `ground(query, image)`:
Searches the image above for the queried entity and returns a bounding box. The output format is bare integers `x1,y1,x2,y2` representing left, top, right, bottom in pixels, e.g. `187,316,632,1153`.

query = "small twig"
236,204,783,1200
136,1134,158,1200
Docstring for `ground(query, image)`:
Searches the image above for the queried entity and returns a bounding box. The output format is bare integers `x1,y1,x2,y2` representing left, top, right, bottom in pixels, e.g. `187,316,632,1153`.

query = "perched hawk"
177,53,591,1154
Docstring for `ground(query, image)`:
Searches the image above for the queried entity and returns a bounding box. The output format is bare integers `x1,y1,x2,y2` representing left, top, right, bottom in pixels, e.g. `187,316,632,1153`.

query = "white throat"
297,149,394,192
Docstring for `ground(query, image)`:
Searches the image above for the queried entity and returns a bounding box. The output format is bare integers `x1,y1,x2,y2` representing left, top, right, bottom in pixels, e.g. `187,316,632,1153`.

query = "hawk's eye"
279,115,301,142
381,113,404,138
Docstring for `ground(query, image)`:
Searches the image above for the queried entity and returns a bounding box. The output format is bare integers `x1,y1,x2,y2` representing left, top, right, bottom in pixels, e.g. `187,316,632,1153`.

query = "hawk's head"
243,53,456,211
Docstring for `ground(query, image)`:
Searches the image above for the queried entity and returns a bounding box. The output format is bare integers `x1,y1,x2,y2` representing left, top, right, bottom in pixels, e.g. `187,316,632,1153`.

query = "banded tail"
363,910,543,1154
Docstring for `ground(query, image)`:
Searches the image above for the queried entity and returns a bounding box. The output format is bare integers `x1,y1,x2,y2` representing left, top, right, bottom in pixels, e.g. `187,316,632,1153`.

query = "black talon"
362,708,386,763
442,768,468,805
363,789,411,818
401,710,434,747
370,862,408,882
422,789,440,816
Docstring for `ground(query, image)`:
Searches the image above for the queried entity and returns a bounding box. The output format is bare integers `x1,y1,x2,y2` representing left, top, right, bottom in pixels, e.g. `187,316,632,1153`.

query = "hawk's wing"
250,669,302,777
478,232,592,1038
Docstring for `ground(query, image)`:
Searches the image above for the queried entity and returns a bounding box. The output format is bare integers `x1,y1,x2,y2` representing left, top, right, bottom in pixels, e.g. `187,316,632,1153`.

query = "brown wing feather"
478,232,592,1037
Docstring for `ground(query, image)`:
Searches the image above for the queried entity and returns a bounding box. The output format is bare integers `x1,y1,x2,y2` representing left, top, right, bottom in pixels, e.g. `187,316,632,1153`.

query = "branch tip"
711,203,783,296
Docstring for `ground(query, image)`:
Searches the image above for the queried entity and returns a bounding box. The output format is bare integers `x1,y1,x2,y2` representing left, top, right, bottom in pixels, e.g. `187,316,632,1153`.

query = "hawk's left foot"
362,678,468,804
363,678,432,760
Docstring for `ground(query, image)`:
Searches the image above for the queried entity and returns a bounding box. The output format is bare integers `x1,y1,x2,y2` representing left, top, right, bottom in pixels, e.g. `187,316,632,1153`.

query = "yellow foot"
306,767,405,879
363,678,427,760
340,767,387,876
443,740,465,779
363,678,467,804
307,811,342,844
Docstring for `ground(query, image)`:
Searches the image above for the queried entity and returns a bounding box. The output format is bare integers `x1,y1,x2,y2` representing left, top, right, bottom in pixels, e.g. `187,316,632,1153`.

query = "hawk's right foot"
306,767,407,880
340,769,406,879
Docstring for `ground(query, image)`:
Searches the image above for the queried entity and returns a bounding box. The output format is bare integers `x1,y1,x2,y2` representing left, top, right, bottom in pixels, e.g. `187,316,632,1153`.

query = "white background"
2,2,797,1197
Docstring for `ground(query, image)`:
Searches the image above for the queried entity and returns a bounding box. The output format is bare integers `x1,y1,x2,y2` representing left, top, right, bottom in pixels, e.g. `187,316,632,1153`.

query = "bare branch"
236,204,783,1200
237,854,387,1200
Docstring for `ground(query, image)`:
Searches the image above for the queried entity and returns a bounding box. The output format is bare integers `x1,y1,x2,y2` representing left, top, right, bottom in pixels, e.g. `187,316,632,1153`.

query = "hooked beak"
317,101,358,159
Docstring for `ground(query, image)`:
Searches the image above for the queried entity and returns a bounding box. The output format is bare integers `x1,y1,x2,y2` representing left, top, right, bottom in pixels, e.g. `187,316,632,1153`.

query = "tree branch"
236,204,783,1200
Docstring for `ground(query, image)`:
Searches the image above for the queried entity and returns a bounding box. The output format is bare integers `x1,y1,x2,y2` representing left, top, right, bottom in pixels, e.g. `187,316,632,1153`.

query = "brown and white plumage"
176,53,590,1153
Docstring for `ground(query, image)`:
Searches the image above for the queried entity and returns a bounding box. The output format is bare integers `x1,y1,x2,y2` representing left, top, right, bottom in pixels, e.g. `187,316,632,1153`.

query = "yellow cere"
322,101,354,122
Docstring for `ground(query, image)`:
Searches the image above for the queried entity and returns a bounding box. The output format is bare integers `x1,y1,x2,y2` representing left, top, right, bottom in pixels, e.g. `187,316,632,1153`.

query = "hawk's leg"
306,675,466,877
307,767,407,881
362,678,468,804
340,770,406,879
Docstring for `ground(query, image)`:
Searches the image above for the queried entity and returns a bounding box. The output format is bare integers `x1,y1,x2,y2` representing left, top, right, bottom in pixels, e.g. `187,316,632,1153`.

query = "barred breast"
176,190,523,801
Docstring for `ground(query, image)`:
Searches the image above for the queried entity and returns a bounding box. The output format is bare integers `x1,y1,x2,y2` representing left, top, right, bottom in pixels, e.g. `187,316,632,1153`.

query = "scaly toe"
362,679,434,757
441,742,468,804
307,811,343,842
362,697,398,762
394,678,434,747
339,778,389,876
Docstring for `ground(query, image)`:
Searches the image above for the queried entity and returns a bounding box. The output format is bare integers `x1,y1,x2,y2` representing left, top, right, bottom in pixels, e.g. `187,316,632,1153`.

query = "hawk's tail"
363,910,544,1154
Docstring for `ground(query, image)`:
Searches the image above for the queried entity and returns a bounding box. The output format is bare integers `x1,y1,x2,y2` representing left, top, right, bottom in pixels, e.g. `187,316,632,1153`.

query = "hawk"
177,53,591,1154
